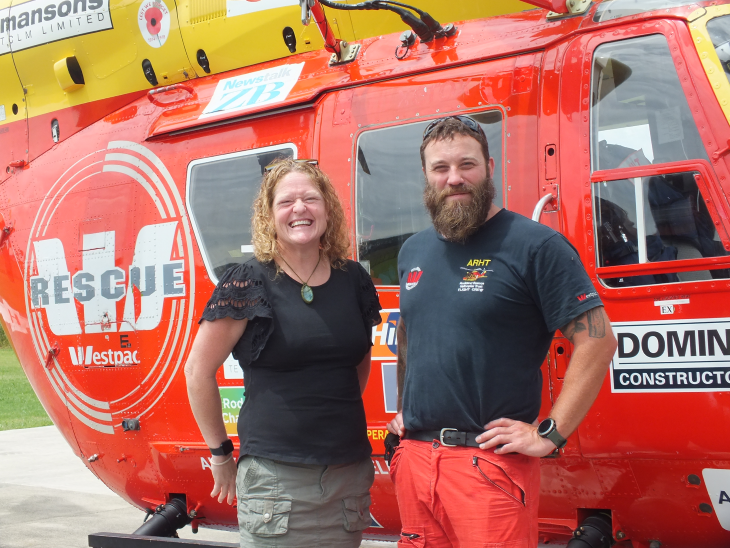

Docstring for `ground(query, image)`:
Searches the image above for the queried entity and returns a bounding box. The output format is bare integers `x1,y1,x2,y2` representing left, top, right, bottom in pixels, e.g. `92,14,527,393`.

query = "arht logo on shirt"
459,259,492,292
405,267,422,290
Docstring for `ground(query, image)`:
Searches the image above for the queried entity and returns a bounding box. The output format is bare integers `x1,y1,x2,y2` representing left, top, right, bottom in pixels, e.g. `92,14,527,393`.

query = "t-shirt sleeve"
354,262,383,343
199,262,274,365
526,233,603,334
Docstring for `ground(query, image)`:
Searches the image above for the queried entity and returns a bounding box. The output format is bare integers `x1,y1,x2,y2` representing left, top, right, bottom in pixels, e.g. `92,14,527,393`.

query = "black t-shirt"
200,258,382,465
397,210,602,432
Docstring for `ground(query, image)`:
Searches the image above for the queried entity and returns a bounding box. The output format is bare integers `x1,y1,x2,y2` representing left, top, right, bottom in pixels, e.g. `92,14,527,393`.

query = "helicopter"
2,0,730,546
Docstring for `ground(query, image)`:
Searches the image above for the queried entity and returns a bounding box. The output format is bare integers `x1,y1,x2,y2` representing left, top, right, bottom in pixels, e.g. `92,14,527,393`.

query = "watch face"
538,418,554,436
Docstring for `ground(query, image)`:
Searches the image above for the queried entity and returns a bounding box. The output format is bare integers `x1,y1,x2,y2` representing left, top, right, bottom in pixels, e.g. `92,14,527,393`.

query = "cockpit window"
593,0,697,23
590,35,727,288
187,145,295,282
591,34,707,172
355,111,503,285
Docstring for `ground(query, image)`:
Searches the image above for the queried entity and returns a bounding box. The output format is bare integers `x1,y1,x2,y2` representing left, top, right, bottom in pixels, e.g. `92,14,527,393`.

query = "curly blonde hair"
252,158,350,268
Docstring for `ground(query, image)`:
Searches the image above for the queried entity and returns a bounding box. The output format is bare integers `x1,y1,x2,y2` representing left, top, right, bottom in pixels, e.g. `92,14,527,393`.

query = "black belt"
405,429,482,448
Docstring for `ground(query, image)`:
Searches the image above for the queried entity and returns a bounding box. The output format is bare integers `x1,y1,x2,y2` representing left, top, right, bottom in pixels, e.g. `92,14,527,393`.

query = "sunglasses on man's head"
422,116,486,141
264,158,319,173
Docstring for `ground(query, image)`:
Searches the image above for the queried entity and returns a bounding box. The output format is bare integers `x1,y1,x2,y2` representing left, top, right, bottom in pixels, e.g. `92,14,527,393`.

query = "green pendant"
301,283,314,304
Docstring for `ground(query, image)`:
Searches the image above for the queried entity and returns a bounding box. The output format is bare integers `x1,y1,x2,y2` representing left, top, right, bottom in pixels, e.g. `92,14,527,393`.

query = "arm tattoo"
396,318,407,411
561,308,606,343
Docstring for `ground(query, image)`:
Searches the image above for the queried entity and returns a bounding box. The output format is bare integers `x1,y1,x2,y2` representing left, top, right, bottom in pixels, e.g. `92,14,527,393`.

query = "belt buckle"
439,428,458,447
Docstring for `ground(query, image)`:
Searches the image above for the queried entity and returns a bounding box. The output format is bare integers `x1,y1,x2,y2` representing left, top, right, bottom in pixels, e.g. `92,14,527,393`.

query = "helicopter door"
558,25,730,457
316,52,540,439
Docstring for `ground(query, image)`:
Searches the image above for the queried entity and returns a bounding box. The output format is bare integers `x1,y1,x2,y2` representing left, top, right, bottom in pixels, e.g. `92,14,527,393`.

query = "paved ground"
0,427,395,548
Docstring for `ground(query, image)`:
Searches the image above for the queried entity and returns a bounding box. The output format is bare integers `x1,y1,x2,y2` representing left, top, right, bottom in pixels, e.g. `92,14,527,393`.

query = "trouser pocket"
241,496,292,537
342,493,372,532
472,455,526,507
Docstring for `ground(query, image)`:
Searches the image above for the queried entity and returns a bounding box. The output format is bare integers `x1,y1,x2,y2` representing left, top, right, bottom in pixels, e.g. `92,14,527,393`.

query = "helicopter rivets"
616,531,625,539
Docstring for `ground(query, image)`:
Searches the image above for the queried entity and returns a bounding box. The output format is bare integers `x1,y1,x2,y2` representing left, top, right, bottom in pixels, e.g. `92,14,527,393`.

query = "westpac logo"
29,222,184,336
200,62,305,119
68,345,139,366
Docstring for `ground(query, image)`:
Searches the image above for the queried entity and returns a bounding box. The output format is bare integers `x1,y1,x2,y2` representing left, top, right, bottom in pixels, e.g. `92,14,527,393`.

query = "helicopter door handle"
147,84,197,106
45,343,60,369
0,222,14,247
712,138,730,161
531,193,554,223
8,159,27,169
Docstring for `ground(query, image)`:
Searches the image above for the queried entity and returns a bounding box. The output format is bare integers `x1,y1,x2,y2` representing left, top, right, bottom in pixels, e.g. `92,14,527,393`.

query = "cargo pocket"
388,446,403,482
472,455,525,507
398,525,425,547
243,496,292,537
342,493,372,532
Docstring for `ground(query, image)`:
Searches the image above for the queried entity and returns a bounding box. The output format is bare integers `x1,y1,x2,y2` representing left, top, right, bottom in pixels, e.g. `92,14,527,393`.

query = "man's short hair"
420,117,490,169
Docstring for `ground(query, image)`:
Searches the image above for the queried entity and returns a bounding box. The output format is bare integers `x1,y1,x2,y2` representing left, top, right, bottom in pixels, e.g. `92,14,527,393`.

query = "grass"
0,344,53,431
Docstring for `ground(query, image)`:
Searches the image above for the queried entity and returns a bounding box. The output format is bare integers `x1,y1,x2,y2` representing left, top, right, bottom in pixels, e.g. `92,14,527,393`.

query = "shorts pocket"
472,455,525,507
342,493,372,532
398,525,425,547
242,496,292,537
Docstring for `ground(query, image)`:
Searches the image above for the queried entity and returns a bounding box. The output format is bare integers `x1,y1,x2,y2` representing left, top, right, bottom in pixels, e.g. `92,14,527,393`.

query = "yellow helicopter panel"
176,0,328,77
8,0,195,119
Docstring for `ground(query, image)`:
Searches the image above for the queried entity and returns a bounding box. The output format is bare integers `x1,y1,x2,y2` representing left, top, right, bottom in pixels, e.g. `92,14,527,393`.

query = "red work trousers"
390,439,540,548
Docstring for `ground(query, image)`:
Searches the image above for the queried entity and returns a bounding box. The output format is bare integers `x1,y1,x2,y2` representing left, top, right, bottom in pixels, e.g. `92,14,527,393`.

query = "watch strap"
538,418,568,449
545,427,567,449
210,439,234,456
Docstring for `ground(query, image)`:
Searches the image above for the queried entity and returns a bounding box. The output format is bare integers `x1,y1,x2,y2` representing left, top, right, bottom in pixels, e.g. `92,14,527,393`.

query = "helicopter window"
593,0,698,23
187,145,295,283
706,15,730,87
591,34,708,172
355,111,504,285
593,171,730,287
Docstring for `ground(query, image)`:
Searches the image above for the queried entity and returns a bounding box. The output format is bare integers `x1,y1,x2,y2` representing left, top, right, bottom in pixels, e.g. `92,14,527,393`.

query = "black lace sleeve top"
199,258,382,465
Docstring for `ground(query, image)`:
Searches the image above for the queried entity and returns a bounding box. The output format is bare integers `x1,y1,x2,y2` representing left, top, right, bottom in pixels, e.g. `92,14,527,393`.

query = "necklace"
278,252,322,304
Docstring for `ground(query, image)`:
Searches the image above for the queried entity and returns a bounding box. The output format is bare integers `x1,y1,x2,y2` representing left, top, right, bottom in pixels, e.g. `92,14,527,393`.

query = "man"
386,117,617,547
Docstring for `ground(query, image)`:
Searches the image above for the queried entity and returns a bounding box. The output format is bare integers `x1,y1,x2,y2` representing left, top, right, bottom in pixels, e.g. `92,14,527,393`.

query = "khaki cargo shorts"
236,455,374,548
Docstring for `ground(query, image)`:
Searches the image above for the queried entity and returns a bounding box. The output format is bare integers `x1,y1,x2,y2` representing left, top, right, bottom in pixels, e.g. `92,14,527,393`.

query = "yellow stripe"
688,5,730,124
1,0,532,123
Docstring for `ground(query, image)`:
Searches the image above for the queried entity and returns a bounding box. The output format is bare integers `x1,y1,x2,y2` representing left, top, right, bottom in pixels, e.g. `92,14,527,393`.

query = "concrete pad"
0,426,394,548
0,427,549,547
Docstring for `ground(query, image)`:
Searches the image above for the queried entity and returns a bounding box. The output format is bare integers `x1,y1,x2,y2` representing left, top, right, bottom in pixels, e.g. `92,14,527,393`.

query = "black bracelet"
210,439,234,456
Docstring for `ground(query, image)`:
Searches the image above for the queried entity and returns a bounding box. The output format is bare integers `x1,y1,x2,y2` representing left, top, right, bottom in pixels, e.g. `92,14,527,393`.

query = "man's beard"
423,176,496,243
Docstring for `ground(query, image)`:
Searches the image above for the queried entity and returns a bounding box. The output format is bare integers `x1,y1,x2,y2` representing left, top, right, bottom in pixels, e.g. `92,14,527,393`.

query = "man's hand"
475,418,556,457
387,412,406,437
210,455,237,505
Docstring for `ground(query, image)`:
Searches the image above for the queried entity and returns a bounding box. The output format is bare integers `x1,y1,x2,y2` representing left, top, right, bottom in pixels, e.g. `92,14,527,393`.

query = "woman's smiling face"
273,171,328,251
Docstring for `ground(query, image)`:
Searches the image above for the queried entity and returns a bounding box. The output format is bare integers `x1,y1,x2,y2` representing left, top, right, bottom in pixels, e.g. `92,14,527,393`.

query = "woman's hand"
210,455,238,505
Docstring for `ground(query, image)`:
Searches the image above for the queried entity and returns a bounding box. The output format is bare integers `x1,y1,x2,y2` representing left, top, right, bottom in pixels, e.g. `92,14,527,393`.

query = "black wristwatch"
210,439,234,457
537,418,567,449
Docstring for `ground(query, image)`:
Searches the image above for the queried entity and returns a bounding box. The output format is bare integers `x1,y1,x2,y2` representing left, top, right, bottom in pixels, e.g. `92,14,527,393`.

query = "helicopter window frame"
352,109,506,287
185,143,297,284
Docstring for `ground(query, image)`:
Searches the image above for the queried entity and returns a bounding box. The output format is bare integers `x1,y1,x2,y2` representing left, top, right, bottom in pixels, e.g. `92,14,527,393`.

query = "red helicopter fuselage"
2,2,730,546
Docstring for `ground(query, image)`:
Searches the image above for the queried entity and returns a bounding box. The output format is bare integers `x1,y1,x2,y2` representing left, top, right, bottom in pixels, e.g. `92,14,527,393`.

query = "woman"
185,158,382,547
